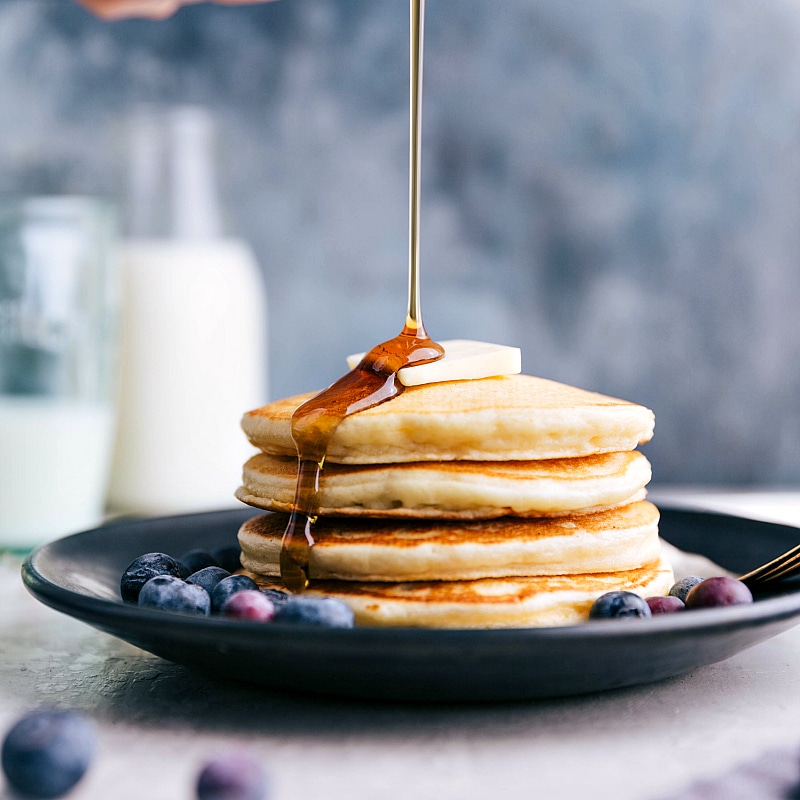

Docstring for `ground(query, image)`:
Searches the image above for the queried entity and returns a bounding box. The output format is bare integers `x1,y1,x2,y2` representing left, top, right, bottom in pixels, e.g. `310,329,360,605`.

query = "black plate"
21,507,800,703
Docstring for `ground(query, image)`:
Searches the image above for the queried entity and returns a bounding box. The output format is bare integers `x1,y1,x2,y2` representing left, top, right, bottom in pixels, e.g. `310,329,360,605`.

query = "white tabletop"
2,491,799,800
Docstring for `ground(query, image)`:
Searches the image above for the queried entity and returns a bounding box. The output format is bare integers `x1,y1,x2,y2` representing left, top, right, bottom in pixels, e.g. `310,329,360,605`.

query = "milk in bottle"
108,106,267,514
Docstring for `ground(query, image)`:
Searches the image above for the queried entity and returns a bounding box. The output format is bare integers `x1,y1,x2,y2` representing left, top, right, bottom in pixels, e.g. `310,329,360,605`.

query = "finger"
75,0,185,20
76,0,277,18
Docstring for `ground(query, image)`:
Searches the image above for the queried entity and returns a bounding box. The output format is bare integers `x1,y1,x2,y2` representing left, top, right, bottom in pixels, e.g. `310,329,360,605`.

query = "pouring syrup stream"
279,0,443,592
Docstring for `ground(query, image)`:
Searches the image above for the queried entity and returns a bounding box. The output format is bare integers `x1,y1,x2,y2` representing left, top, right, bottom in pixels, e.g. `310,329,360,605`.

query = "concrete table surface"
2,492,800,800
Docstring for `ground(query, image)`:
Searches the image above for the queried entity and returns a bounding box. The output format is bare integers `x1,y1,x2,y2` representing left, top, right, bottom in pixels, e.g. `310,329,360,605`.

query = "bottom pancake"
246,554,674,629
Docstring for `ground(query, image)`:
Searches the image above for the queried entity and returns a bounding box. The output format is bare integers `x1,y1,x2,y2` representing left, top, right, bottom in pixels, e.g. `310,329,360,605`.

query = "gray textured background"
1,0,799,485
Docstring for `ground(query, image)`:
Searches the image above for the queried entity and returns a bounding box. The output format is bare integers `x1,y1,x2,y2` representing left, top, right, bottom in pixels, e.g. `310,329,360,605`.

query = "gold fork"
739,543,800,586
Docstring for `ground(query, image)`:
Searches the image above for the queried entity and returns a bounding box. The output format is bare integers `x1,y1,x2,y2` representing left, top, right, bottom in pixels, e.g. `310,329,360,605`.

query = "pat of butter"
346,339,522,387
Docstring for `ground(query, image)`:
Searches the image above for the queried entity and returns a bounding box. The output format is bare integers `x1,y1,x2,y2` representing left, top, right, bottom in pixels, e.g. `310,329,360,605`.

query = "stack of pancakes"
236,374,673,628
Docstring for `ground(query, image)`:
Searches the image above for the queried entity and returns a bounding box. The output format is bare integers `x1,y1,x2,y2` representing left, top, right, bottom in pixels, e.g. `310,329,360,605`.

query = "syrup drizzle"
280,0,441,592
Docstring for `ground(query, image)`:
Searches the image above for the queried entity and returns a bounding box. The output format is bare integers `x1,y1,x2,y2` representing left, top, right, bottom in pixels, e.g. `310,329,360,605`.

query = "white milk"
0,398,115,547
107,238,267,515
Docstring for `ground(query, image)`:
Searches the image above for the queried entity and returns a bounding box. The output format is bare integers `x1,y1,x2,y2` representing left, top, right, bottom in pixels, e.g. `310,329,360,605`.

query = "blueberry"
120,553,185,603
221,591,275,622
180,549,219,574
187,567,231,596
196,752,267,800
589,591,652,620
261,589,290,606
668,576,705,603
138,575,211,615
1,709,95,798
646,595,685,615
685,577,754,609
273,596,355,628
210,575,259,613
212,545,243,574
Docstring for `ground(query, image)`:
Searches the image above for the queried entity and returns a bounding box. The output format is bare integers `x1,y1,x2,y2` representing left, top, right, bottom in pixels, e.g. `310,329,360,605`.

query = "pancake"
241,374,655,465
246,554,674,628
238,501,661,582
236,450,651,519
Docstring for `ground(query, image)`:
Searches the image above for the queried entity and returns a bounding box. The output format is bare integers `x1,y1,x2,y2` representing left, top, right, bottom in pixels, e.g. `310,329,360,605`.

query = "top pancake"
241,374,655,465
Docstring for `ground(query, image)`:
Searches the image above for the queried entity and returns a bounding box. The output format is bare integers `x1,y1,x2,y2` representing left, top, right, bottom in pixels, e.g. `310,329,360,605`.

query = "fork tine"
740,543,800,584
762,551,800,582
749,557,799,583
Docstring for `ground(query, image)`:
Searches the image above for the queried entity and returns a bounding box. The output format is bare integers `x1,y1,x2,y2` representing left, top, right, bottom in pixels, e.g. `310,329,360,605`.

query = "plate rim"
20,506,800,643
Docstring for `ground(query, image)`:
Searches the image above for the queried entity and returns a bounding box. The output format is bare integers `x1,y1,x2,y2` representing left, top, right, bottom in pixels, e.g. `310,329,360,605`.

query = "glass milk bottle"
0,196,118,548
108,106,267,515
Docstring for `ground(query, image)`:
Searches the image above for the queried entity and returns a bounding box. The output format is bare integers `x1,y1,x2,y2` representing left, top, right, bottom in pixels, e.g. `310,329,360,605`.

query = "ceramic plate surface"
21,507,800,702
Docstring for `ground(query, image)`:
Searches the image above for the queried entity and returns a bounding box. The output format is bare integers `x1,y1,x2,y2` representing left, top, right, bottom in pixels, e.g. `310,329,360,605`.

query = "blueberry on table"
668,576,704,603
120,552,185,603
212,545,243,574
685,577,754,609
221,591,275,622
187,567,231,596
646,595,685,615
1,709,95,798
210,574,259,613
138,575,211,615
196,752,267,800
273,596,355,628
589,591,652,620
180,549,219,575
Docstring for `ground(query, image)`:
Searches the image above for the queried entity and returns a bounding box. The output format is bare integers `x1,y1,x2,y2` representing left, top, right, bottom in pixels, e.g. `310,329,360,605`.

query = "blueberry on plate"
211,545,243,574
685,577,754,609
120,553,185,603
180,549,219,575
196,751,267,800
668,576,704,603
260,588,290,606
210,575,259,613
187,567,231,596
138,575,211,616
221,591,276,622
589,591,652,620
1,709,95,798
646,595,685,615
273,596,355,628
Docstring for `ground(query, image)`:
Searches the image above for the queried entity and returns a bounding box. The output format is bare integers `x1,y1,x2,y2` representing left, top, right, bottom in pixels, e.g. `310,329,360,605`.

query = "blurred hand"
76,0,277,20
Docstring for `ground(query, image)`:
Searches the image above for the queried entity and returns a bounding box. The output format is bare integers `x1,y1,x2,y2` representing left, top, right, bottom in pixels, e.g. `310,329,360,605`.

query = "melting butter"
347,339,521,387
